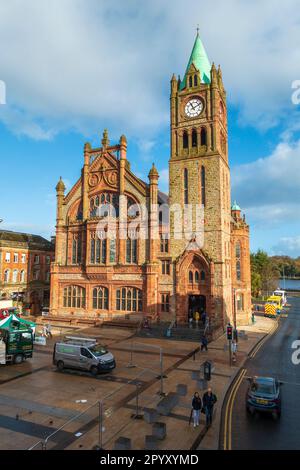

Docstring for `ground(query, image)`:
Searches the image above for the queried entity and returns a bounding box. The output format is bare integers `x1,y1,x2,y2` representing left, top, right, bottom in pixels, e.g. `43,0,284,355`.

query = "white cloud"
272,236,300,257
0,0,300,140
232,139,300,224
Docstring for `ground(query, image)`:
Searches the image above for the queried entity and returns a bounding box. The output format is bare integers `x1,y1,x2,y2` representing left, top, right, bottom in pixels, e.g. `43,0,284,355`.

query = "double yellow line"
223,320,280,450
249,321,279,359
223,368,247,451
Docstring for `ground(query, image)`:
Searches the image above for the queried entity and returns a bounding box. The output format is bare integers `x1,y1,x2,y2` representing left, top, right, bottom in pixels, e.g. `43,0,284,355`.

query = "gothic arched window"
92,287,109,310
184,168,189,205
201,127,207,146
192,129,197,148
195,271,199,282
194,75,198,87
236,243,242,281
189,271,193,283
201,166,206,207
72,234,82,265
116,287,142,312
183,131,189,149
201,270,206,281
189,76,193,88
63,286,86,308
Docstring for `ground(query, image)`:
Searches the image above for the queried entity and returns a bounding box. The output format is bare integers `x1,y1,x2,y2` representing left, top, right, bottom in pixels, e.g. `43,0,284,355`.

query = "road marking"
249,321,279,359
223,368,246,451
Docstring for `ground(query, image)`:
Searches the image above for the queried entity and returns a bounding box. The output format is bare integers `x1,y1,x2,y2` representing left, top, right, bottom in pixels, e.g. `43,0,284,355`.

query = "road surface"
221,296,300,450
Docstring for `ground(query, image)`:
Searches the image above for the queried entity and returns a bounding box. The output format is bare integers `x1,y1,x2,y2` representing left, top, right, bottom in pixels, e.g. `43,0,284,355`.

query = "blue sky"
1,0,300,257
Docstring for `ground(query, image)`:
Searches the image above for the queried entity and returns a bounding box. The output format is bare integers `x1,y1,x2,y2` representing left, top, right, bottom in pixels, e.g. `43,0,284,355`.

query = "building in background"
0,230,55,314
50,33,251,327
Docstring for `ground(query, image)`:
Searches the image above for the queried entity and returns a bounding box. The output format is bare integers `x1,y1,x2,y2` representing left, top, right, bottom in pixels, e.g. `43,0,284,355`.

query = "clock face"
185,98,203,118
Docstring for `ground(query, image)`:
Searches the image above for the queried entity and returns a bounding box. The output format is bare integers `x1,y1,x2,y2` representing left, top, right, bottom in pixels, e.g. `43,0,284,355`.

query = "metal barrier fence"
28,344,167,450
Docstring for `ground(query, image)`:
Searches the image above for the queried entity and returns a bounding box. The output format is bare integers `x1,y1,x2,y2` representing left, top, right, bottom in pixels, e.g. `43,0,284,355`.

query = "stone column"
118,135,127,265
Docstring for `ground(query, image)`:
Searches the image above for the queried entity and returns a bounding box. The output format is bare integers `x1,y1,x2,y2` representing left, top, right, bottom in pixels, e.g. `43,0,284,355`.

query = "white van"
53,336,116,375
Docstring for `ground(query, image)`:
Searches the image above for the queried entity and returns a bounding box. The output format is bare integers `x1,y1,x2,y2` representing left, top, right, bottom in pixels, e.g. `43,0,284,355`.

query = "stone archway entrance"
188,295,206,319
175,250,214,324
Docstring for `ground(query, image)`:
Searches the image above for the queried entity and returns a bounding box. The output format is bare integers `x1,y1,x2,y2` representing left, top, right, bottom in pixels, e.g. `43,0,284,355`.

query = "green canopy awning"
0,314,35,331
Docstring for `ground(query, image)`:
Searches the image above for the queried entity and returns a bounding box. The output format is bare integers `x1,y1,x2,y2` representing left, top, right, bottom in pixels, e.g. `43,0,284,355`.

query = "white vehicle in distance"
273,290,287,307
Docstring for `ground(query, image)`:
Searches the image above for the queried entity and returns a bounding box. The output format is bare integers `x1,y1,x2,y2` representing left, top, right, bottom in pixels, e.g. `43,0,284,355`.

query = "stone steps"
138,324,205,342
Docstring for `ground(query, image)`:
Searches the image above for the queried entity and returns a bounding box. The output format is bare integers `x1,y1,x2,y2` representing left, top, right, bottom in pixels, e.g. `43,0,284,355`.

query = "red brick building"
0,230,55,314
50,33,251,328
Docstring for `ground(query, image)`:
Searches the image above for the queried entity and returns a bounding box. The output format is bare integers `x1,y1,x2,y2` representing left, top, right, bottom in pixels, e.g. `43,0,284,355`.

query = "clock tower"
169,32,233,327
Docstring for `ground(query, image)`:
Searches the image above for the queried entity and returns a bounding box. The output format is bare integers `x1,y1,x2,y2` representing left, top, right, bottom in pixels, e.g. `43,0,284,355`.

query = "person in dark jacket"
191,392,202,428
201,335,208,352
202,388,217,427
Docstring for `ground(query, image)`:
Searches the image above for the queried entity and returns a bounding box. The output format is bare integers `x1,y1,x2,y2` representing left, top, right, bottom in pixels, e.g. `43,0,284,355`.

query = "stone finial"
148,163,159,180
102,129,110,148
84,142,91,152
211,62,217,82
120,134,127,146
56,176,66,193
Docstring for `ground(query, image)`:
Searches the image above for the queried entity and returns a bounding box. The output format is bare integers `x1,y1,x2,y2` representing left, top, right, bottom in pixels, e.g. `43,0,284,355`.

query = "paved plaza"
0,317,274,450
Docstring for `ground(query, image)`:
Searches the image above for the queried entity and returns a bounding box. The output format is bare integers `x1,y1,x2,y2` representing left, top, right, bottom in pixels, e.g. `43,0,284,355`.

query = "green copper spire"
180,32,211,90
231,201,241,211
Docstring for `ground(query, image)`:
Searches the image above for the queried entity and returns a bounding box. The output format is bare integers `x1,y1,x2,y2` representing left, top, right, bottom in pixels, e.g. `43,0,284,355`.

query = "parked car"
53,336,116,375
246,376,282,419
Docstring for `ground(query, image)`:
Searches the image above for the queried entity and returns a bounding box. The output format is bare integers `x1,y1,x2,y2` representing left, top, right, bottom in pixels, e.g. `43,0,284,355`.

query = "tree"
251,250,280,297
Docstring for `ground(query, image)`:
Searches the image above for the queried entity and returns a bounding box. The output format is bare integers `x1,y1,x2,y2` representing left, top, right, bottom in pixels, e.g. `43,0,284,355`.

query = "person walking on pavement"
191,392,202,428
231,339,237,363
201,311,207,327
202,388,217,427
201,335,208,352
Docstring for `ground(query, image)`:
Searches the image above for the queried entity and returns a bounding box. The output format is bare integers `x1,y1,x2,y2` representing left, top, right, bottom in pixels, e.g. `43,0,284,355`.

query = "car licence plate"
256,399,268,405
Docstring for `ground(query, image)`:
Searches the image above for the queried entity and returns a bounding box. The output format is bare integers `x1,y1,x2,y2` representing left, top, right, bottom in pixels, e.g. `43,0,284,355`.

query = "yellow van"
264,296,283,318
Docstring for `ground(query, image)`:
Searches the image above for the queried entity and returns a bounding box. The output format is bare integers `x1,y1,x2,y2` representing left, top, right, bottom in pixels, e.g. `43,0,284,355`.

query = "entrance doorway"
188,295,206,320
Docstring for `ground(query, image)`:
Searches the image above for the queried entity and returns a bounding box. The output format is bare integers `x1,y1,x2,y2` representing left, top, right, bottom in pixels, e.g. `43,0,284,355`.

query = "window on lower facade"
116,287,142,312
92,287,109,310
63,286,86,308
4,269,10,283
109,238,117,263
160,235,169,253
90,236,107,264
162,260,171,275
237,294,244,311
126,238,137,264
161,294,170,313
236,243,242,281
72,235,82,265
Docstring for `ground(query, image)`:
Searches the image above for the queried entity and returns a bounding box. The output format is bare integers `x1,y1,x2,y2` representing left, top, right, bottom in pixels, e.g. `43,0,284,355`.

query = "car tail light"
272,398,279,404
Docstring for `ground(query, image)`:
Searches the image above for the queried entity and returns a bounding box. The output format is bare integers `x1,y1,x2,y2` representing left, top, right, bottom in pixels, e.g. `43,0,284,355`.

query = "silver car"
53,336,116,375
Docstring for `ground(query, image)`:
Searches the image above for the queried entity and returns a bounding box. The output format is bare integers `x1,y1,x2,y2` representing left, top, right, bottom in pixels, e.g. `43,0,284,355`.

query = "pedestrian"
202,388,217,427
188,311,193,328
231,339,237,363
201,311,207,327
45,323,52,339
201,335,208,352
191,392,202,428
195,311,200,326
